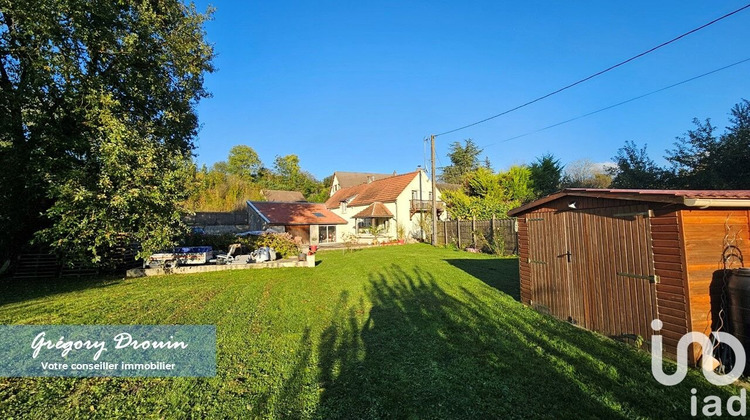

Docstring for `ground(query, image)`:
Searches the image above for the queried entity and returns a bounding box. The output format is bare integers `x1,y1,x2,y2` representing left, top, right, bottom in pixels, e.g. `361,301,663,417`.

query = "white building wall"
329,174,341,197
332,202,357,240
328,170,446,243
395,170,447,240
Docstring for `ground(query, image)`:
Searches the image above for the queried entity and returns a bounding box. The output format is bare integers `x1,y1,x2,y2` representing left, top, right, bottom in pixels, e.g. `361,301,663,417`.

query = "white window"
318,225,337,243
357,218,389,234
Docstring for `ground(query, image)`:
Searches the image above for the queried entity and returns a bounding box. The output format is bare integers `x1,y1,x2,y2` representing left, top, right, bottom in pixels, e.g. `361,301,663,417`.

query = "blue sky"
191,1,750,180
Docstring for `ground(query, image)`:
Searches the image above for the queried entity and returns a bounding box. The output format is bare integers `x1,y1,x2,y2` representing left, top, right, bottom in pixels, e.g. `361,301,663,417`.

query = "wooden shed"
508,189,750,361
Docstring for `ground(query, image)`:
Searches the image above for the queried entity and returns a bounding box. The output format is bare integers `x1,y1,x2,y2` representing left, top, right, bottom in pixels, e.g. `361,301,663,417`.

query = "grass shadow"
0,276,124,307
444,258,520,300
310,263,740,419
314,265,607,418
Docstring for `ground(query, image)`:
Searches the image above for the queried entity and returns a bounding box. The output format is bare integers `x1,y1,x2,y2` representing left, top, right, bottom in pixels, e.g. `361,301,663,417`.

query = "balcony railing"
410,199,444,212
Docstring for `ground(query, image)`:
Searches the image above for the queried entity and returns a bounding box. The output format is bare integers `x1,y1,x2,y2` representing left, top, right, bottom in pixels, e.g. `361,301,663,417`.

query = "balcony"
410,199,444,215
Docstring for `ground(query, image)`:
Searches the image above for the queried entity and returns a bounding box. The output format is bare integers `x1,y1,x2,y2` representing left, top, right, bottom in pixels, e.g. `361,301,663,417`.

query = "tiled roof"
508,188,750,216
325,172,420,208
261,189,306,202
351,202,394,218
248,201,347,225
333,171,393,189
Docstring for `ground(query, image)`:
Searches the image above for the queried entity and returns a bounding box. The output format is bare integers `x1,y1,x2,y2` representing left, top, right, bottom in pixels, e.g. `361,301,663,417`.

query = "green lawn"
0,244,743,419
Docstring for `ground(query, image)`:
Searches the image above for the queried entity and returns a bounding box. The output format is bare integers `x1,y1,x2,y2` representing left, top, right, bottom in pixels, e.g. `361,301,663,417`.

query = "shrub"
474,228,507,256
252,232,300,258
341,233,358,253
443,242,460,252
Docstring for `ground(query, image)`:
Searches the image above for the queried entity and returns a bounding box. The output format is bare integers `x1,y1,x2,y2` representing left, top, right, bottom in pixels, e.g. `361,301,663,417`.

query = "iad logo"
651,319,748,417
651,319,745,386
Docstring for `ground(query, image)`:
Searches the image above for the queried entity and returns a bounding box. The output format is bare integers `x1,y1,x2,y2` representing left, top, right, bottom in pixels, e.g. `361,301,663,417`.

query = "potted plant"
396,224,406,245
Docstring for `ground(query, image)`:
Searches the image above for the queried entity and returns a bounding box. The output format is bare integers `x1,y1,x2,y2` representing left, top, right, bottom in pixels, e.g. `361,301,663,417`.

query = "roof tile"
326,172,420,208
351,202,394,218
261,189,306,202
249,202,347,225
333,172,393,189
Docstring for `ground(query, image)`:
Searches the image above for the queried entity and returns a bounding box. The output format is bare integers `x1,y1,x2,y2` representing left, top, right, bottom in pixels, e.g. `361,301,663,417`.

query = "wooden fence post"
443,221,448,246
456,217,461,248
471,216,476,247
490,215,496,244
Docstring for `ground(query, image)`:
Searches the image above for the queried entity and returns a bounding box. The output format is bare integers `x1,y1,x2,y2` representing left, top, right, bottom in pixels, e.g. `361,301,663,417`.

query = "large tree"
0,0,214,263
442,164,534,220
666,100,750,189
227,145,262,179
440,139,483,184
529,153,563,197
500,165,535,203
561,159,612,189
608,141,669,189
666,118,721,188
604,99,750,190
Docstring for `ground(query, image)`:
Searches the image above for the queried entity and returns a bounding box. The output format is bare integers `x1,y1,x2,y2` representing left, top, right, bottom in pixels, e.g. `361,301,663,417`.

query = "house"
246,201,347,245
261,189,306,202
329,171,393,196
326,170,447,243
509,188,750,364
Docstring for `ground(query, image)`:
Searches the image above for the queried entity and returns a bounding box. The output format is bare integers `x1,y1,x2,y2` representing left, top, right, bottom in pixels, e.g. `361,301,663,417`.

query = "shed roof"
261,189,306,202
333,171,393,189
325,171,420,208
508,188,750,216
351,202,394,219
248,201,347,225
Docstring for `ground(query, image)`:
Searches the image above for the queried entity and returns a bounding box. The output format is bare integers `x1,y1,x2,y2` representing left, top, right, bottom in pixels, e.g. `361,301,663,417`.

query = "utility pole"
430,134,437,246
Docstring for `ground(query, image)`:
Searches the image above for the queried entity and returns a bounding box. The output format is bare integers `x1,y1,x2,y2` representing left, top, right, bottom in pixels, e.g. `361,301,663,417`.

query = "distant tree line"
438,140,608,219
439,99,750,219
609,99,750,190
185,145,330,212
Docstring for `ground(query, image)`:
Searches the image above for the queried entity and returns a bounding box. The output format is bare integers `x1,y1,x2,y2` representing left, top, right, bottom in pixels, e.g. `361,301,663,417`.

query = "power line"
479,56,750,148
434,3,750,137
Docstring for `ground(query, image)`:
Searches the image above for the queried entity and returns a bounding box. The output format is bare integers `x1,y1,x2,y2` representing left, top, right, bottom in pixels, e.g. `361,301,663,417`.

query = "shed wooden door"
527,206,659,342
526,214,572,318
575,206,659,341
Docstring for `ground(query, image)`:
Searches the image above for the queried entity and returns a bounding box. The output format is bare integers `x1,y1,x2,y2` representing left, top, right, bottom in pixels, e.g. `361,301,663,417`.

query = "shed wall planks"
515,193,750,363
519,201,659,347
681,209,750,337
516,196,686,356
